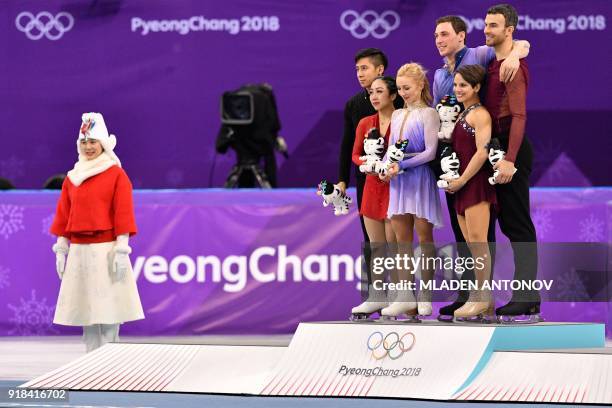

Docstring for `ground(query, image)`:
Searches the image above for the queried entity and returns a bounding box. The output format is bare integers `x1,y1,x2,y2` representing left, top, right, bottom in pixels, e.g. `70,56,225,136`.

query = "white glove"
111,234,132,282
52,237,70,280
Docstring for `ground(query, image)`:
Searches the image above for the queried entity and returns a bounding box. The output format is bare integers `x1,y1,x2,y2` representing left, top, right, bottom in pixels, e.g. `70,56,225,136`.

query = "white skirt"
54,242,145,326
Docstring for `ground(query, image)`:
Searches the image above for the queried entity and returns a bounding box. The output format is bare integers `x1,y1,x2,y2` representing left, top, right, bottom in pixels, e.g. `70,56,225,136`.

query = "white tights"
83,324,120,352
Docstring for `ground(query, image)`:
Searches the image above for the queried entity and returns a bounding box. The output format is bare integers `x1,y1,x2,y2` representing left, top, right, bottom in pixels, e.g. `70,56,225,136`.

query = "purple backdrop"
1,0,611,188
0,188,610,337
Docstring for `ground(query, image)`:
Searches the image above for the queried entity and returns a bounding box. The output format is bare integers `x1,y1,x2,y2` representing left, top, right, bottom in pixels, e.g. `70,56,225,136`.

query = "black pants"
354,171,373,289
431,143,496,294
495,135,539,302
355,172,368,241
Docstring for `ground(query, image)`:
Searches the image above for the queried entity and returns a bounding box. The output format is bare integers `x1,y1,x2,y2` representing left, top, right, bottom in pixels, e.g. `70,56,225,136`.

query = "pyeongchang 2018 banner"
0,189,610,336
1,0,611,188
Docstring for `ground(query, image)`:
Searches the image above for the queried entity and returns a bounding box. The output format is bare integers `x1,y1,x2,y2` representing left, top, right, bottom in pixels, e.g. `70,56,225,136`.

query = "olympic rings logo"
340,10,400,39
15,11,75,41
367,331,415,360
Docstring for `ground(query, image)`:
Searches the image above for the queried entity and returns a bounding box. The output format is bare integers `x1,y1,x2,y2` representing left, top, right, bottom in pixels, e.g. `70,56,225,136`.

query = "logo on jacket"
340,10,400,39
15,11,74,41
367,331,415,360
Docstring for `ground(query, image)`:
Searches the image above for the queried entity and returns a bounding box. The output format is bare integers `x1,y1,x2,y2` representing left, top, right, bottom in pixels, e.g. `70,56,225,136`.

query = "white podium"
22,321,609,403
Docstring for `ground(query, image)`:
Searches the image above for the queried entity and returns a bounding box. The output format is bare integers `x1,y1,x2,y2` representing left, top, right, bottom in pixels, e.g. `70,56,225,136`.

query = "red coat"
51,165,137,244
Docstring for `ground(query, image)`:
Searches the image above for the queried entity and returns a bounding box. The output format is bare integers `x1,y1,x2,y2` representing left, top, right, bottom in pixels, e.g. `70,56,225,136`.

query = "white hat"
77,112,121,167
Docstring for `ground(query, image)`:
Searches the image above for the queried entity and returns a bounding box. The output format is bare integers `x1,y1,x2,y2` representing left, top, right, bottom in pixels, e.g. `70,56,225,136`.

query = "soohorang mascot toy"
437,145,461,188
487,138,516,185
318,180,352,216
376,138,409,177
436,94,464,141
358,128,385,174
358,127,409,178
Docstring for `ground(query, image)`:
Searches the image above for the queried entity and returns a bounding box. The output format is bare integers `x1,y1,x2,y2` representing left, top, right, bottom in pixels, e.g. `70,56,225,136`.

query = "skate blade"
496,314,544,325
379,314,421,323
349,313,380,322
404,316,422,324
437,315,455,323
453,314,494,324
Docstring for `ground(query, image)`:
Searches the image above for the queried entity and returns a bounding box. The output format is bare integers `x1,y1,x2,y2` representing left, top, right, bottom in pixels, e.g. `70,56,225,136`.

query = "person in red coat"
50,112,144,352
349,76,398,319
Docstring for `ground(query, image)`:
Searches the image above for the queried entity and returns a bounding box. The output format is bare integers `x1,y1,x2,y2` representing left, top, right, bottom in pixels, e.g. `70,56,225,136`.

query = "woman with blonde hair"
380,63,442,321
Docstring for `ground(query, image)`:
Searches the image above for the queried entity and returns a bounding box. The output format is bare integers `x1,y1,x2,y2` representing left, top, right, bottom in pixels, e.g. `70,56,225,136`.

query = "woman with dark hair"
445,64,497,321
349,76,398,320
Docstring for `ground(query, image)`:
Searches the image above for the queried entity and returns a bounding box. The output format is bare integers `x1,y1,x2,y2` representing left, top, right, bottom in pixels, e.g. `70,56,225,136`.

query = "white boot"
351,299,388,315
83,324,120,352
350,287,387,321
100,324,120,346
83,325,102,353
417,288,432,316
381,289,418,321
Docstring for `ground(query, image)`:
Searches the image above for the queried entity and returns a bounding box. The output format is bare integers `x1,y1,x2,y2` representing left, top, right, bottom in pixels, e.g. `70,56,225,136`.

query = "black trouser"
431,142,496,298
495,134,539,302
354,171,373,290
355,171,368,241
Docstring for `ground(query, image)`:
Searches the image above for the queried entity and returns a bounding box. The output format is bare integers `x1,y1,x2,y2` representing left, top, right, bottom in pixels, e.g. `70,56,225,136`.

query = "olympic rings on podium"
367,331,415,360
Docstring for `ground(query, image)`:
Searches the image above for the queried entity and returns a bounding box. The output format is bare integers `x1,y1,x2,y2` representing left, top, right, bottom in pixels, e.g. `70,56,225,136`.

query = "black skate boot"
496,301,543,324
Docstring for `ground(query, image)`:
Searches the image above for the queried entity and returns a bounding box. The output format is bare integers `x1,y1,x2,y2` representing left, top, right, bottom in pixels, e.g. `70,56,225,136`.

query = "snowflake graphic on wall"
533,139,564,177
0,266,10,289
41,213,55,237
7,290,57,335
0,205,25,239
0,155,25,181
554,269,590,302
578,213,604,242
532,208,553,239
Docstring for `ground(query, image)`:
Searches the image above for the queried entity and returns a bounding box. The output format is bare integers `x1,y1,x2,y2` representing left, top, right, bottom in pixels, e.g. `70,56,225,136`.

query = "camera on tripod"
215,83,287,188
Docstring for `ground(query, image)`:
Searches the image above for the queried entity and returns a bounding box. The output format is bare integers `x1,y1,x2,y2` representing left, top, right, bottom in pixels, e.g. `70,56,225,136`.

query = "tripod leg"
252,165,272,188
224,166,242,188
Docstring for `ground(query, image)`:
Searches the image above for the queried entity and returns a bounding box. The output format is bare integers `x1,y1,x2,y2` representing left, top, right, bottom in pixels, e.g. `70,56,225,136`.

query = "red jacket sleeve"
505,63,528,163
50,178,71,238
113,169,137,237
352,118,369,166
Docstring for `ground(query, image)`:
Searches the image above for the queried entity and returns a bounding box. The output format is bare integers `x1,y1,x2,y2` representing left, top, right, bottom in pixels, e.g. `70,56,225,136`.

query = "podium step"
454,349,612,403
21,344,284,393
260,321,604,400
22,321,607,402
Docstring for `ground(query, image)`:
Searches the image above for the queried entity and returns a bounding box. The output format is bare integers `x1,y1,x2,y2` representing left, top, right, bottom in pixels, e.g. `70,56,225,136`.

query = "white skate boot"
350,300,388,321
381,290,419,323
417,288,432,317
349,287,387,321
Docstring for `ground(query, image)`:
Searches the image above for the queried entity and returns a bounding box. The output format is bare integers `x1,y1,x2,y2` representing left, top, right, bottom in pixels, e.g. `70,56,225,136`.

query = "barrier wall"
0,188,610,336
